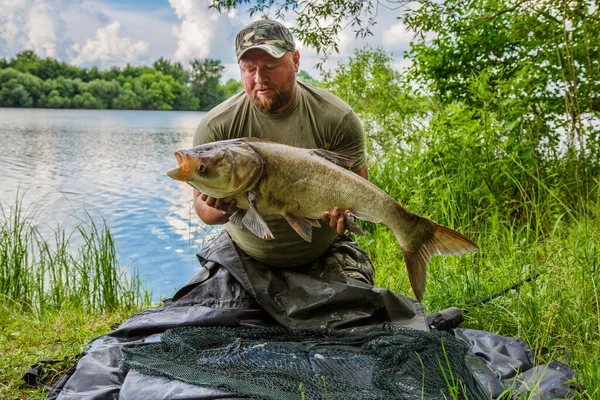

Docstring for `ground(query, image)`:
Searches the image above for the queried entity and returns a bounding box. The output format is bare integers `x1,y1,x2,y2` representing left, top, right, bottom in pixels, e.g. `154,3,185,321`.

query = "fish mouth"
166,150,190,181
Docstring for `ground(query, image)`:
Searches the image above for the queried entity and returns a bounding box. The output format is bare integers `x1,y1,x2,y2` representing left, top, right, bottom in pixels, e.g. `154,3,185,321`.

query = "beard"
249,84,293,114
251,89,282,114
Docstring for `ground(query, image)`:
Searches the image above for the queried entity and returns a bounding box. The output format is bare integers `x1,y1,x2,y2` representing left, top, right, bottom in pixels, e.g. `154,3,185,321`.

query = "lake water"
0,108,220,300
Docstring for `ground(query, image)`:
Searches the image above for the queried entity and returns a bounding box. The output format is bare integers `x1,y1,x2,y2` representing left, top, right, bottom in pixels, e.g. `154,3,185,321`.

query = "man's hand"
322,207,351,235
194,190,238,225
199,193,238,213
322,164,368,235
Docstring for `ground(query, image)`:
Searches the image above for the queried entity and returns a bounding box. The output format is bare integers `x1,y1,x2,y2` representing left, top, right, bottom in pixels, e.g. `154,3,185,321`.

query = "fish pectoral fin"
283,213,320,243
242,209,274,240
228,209,246,229
242,191,274,240
310,149,355,169
344,211,365,236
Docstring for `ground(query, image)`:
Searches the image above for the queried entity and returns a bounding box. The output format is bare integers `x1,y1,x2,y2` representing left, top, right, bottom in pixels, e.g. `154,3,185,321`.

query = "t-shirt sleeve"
330,110,366,172
193,117,220,147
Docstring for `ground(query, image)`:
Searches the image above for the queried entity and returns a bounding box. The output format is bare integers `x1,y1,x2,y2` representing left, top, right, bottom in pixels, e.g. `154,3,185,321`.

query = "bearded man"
193,18,374,285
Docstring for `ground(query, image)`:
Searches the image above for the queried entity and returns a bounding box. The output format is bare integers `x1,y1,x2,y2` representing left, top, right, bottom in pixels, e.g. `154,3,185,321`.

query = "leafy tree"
138,71,180,110
84,79,120,109
72,92,103,109
153,57,190,85
0,68,43,106
9,50,41,76
0,85,34,107
190,58,225,110
322,47,410,146
113,89,142,110
81,66,102,82
42,77,82,99
221,78,243,99
0,57,9,69
101,66,123,82
210,0,394,64
296,70,319,86
404,0,600,159
43,89,72,108
173,85,200,111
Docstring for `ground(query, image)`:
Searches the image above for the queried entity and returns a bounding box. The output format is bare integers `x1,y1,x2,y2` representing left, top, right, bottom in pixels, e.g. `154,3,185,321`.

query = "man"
193,18,374,284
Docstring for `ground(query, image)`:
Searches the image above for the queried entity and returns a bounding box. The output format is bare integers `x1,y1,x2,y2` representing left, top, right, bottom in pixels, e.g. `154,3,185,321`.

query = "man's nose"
254,68,268,85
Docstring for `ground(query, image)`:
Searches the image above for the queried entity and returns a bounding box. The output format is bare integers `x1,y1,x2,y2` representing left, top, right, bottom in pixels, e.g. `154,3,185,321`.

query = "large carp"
167,138,478,301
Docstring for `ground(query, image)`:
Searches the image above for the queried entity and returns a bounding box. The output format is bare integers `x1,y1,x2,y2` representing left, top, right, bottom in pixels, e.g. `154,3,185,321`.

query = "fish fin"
228,209,246,229
311,149,355,169
283,213,320,242
344,211,365,236
400,220,478,302
242,191,274,240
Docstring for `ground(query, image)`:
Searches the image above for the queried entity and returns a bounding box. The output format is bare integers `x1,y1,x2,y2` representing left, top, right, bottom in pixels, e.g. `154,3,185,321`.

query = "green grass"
0,303,134,399
356,148,600,399
0,195,150,398
0,194,150,313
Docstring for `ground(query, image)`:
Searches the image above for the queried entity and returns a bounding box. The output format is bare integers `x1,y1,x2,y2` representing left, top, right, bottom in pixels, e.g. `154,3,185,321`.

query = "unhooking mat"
41,232,581,399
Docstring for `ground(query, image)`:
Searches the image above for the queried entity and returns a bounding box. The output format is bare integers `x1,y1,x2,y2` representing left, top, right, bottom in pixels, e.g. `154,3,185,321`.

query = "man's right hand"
194,190,238,225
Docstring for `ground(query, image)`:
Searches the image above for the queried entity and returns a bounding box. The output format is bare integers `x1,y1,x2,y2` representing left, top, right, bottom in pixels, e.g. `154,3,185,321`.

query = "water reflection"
0,108,219,300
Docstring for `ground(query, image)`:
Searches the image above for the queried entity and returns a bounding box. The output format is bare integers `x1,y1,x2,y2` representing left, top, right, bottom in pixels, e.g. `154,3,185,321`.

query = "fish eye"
198,164,207,173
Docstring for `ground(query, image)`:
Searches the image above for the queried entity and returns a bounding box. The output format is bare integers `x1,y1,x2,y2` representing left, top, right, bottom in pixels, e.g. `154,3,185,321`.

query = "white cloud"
0,0,69,59
70,21,149,66
169,0,217,62
383,22,414,52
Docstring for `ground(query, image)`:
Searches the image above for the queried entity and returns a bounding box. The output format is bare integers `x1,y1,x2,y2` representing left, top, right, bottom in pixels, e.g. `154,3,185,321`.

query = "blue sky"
0,0,417,81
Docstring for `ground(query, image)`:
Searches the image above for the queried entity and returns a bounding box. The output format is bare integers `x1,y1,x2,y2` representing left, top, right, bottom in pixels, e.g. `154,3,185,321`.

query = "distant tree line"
0,50,244,111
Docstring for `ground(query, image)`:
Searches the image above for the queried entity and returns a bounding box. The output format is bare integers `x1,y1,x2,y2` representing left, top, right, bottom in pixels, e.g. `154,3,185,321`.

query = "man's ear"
293,50,300,72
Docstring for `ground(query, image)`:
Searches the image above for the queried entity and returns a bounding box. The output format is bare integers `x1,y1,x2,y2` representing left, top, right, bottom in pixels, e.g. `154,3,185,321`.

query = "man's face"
239,49,300,114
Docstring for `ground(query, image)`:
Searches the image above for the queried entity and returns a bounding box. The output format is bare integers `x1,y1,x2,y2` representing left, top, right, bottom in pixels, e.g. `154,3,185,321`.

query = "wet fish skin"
167,138,478,301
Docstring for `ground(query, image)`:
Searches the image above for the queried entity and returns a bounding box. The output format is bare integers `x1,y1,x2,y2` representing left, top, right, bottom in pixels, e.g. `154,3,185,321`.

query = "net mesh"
122,323,488,399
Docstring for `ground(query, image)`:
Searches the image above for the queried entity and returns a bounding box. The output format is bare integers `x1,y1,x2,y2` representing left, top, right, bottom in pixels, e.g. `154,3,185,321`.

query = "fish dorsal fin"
228,209,246,229
242,191,274,240
310,149,355,169
283,213,321,243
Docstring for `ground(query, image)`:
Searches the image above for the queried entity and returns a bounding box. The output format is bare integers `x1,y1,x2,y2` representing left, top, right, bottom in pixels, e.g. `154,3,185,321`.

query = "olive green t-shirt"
193,81,366,267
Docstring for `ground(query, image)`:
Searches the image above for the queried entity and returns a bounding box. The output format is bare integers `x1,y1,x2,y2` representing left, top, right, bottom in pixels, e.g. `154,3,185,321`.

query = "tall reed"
0,194,150,313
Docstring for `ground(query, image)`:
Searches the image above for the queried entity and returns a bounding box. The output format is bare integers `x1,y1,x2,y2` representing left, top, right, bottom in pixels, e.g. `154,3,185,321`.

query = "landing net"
122,323,488,399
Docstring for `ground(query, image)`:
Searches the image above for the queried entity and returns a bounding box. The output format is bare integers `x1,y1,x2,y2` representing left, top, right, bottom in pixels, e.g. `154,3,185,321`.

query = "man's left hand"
322,207,349,235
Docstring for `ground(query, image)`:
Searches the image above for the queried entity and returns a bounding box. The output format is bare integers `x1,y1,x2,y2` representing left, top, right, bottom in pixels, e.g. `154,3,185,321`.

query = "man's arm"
194,189,238,225
322,164,368,234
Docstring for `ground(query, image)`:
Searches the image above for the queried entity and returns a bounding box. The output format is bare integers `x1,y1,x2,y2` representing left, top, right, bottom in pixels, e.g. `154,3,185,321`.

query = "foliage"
296,70,319,86
210,0,407,66
0,68,43,107
323,41,599,397
404,0,600,168
0,51,243,111
190,58,226,110
322,47,411,146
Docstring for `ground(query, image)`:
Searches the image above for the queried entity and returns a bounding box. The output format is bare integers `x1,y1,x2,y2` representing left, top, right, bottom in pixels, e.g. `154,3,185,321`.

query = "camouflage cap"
235,19,295,62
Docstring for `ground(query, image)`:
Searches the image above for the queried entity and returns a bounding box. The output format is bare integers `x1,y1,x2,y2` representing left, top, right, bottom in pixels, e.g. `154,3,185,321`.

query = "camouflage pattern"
235,19,295,61
305,234,375,285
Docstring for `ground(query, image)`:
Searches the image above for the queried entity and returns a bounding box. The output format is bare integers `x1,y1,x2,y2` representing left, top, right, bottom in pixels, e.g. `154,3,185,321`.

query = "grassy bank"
0,197,150,398
356,147,599,398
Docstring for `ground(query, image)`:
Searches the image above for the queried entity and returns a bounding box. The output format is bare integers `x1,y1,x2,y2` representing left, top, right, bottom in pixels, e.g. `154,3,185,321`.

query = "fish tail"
399,219,478,302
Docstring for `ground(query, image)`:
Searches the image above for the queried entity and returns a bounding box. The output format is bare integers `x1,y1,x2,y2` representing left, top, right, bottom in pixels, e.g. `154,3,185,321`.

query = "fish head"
167,140,264,198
